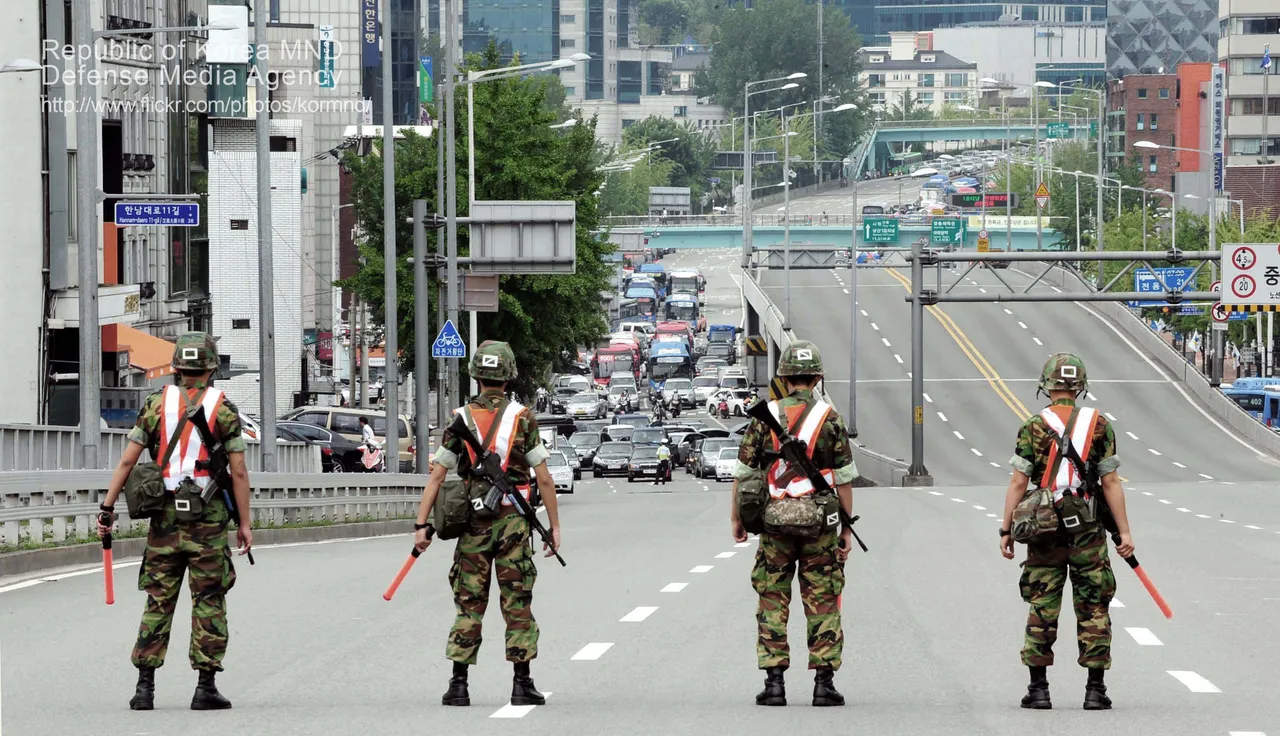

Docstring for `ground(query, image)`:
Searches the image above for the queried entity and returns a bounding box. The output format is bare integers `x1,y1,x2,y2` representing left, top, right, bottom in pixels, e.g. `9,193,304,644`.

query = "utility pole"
444,0,462,407
360,303,370,408
72,0,101,468
349,300,359,407
435,32,448,427
381,0,400,472
816,0,823,183
255,0,277,469
413,199,431,471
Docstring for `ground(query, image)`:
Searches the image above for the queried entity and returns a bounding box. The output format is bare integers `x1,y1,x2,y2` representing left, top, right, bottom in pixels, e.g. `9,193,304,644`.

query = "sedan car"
566,391,607,419
278,421,364,473
706,342,736,365
549,387,579,414
696,357,728,376
592,441,634,477
706,388,753,417
662,378,696,408
693,437,740,478
713,447,739,482
601,424,634,442
540,450,576,493
627,446,663,482
630,427,669,446
565,431,602,470
691,376,721,405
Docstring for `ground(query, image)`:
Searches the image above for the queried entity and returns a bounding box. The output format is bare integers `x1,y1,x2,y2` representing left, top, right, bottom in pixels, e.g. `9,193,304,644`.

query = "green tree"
621,116,716,201
341,42,614,393
698,0,870,158
597,158,677,217
639,0,692,44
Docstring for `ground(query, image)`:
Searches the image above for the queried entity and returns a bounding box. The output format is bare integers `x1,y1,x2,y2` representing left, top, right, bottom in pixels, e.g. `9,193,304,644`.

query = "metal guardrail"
874,118,1070,130
0,471,425,546
0,424,321,474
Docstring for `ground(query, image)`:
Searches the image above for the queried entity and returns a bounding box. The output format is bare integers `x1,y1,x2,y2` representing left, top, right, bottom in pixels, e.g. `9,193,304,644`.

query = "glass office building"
463,0,562,63
363,0,422,125
865,0,1104,37
1107,0,1219,78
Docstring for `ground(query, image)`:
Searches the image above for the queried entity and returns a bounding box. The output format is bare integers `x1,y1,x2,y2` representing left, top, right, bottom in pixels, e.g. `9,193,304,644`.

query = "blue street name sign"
432,319,466,359
1127,267,1196,307
115,202,200,227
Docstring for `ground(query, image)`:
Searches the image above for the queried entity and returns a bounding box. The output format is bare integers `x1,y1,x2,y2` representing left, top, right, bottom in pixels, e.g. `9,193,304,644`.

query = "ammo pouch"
1010,487,1058,543
467,478,500,521
173,479,206,523
1057,491,1096,532
763,496,824,539
124,388,202,520
431,476,472,540
736,472,768,535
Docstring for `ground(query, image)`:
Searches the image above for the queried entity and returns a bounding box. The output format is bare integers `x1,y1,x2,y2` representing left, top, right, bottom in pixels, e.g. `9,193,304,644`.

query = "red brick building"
1106,73,1181,191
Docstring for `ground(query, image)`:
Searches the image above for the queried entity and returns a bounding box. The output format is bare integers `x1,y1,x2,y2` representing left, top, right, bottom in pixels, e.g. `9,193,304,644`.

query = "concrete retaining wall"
852,444,910,487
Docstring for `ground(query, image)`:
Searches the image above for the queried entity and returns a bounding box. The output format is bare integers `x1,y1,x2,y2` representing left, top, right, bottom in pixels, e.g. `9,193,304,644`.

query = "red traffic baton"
102,533,115,606
1111,533,1172,619
383,547,422,601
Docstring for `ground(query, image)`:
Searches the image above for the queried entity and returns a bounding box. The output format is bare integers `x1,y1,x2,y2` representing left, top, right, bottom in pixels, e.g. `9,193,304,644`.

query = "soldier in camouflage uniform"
730,341,859,707
97,332,254,711
999,353,1135,711
413,341,562,707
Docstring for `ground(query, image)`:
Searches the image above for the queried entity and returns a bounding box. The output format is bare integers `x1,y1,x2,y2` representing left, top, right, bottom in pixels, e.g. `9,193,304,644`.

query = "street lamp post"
742,74,806,267
1060,80,1106,284
981,79,1015,251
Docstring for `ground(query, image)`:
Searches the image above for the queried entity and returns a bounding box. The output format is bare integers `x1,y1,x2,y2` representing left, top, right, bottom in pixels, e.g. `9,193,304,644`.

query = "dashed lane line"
1126,627,1164,646
715,551,736,559
571,643,615,660
953,430,965,440
491,692,554,718
894,354,904,364
971,448,984,457
620,606,658,622
1126,431,1140,440
661,583,688,593
881,337,892,347
1032,337,1043,346
734,541,752,548
937,412,948,422
1167,671,1221,693
690,565,714,573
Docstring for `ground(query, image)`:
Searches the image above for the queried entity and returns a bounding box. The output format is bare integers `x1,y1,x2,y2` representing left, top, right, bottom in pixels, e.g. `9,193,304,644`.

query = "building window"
870,92,886,105
1158,88,1169,99
617,60,641,104
1229,58,1271,75
232,318,251,330
1148,155,1157,173
945,73,967,87
563,86,575,96
918,92,934,105
869,55,884,63
1136,113,1144,131
1136,88,1147,99
673,105,687,117
1230,138,1261,156
1237,97,1280,116
560,39,575,48
622,119,636,129
1021,5,1039,21
867,74,885,88
943,92,964,103
919,73,934,88
1150,113,1158,131
1064,5,1083,22
560,13,575,22
920,54,935,63
1239,16,1280,34
67,152,77,241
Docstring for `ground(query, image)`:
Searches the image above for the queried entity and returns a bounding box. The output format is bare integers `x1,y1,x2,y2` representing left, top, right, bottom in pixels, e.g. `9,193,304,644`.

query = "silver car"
566,391,606,419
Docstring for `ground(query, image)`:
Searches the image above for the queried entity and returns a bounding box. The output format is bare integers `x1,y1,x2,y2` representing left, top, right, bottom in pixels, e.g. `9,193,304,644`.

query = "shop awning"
104,324,176,380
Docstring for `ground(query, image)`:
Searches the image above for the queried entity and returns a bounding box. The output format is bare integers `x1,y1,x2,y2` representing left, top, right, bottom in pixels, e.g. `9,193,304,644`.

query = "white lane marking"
870,322,879,331
1200,473,1215,480
1245,525,1263,530
690,565,714,573
1087,391,1098,401
1167,671,1221,693
661,582,688,593
1177,507,1191,512
971,448,984,457
951,498,965,503
1112,598,1125,608
1172,462,1186,468
1228,732,1267,736
987,513,998,518
1158,499,1171,504
894,354,904,364
1220,519,1236,524
1148,448,1162,456
1142,491,1154,496
937,412,948,422
1017,321,1028,329
1032,337,1043,346
491,691,554,718
923,392,933,403
1126,431,1140,440
1051,286,1063,292
929,491,944,496
860,309,868,317
842,288,849,294
1105,412,1117,421
1196,514,1212,519
620,606,658,622
979,287,988,293
1003,308,1013,315
715,551,736,559
953,430,965,440
572,643,614,660
1126,627,1164,646
1076,303,1265,457
973,505,986,510
734,541,752,548
881,337,892,347
990,462,1002,468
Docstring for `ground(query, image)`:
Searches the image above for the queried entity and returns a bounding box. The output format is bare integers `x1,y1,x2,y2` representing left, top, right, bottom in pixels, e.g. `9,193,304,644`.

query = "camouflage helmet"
1039,352,1088,393
471,340,518,381
171,332,220,372
777,340,824,377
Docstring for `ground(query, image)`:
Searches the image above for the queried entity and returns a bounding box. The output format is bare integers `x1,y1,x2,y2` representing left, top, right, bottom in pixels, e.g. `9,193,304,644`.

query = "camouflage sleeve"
521,411,550,468
823,412,859,485
732,418,769,480
1092,415,1121,476
1009,418,1036,476
215,396,247,454
431,416,466,470
127,391,164,450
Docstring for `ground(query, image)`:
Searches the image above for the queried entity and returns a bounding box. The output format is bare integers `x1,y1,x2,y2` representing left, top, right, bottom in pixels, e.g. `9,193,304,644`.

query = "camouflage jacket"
127,378,248,457
732,389,858,484
431,389,550,487
1010,397,1120,484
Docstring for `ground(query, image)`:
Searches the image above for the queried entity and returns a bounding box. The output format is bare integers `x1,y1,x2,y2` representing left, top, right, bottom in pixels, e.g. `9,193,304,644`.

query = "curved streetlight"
0,59,41,74
550,119,579,129
742,74,807,264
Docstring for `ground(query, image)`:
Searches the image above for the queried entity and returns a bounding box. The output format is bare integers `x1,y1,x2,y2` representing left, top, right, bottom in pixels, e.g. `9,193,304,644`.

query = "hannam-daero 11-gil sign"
115,203,200,227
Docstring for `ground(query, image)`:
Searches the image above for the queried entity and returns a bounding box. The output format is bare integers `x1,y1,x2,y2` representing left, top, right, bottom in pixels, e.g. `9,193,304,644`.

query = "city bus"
647,341,693,393
592,342,641,386
611,298,643,330
638,262,667,290
1221,384,1280,428
624,284,659,320
662,295,704,331
668,269,704,306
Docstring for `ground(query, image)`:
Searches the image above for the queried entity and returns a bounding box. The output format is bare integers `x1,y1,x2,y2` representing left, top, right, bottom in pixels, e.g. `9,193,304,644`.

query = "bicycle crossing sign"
432,319,466,359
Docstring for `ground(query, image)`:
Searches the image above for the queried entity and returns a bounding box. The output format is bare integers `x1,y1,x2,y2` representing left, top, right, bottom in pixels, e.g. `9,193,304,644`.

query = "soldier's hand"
414,526,433,552
236,527,254,555
1115,533,1134,558
1000,533,1015,560
543,527,562,558
96,509,116,538
836,528,853,563
731,519,748,543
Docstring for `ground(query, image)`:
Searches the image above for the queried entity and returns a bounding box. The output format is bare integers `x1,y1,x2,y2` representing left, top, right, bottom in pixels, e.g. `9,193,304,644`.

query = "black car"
550,387,580,414
706,343,736,364
278,421,364,473
630,427,669,446
627,446,664,482
593,441,634,477
566,431,602,469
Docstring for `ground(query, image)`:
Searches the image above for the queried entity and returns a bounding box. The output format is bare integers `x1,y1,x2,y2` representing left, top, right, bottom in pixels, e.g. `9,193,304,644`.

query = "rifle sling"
1042,405,1082,496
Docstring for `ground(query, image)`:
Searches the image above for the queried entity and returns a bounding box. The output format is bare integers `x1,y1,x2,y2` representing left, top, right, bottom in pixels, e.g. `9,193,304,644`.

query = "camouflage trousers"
1020,527,1116,669
751,531,844,670
446,510,540,665
132,497,236,672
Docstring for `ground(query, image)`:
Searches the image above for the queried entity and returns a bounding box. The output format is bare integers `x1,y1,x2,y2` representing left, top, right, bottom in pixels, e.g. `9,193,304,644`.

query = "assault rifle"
447,414,566,567
745,400,868,553
190,408,255,565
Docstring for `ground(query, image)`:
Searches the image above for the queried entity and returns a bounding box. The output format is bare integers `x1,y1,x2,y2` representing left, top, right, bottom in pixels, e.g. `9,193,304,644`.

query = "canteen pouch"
762,496,824,539
736,473,768,535
173,479,206,523
1011,488,1058,543
123,462,168,520
1057,490,1096,531
816,491,842,533
431,476,472,540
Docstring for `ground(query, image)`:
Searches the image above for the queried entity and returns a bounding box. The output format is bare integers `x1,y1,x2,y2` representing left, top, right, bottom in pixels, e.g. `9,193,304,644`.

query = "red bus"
591,343,641,385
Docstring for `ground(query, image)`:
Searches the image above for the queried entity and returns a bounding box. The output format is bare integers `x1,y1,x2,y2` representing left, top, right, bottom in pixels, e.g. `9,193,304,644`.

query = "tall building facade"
1108,0,1219,78
847,0,1104,39
859,33,980,115
932,21,1106,92
1218,0,1280,216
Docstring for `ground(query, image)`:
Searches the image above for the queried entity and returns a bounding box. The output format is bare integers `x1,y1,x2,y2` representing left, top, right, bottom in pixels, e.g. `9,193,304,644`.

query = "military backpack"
123,388,202,520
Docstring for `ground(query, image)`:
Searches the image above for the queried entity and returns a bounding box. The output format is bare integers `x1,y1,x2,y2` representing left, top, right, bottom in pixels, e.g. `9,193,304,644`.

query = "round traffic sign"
1231,274,1256,299
1210,280,1221,294
1211,302,1228,322
978,229,989,239
1231,246,1257,270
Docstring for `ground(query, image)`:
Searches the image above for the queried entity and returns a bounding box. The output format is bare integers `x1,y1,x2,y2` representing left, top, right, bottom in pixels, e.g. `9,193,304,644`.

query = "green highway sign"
1089,121,1098,138
930,217,966,244
863,218,899,243
1045,121,1070,139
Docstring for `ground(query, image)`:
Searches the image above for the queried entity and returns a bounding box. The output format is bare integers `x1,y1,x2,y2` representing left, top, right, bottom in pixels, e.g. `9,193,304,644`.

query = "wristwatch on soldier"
999,528,1011,538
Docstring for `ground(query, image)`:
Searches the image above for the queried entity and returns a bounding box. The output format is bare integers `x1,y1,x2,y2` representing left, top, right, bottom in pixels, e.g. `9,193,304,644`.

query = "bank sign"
1212,66,1225,193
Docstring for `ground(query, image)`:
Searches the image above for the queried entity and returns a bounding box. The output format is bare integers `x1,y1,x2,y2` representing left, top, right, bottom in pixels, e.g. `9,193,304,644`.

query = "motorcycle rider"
535,386,548,413
358,416,384,471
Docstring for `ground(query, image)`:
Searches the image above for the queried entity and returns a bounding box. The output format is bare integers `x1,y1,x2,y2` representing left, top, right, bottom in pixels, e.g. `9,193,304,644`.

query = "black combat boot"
129,666,155,711
1083,668,1112,710
511,661,546,706
812,666,845,707
190,670,232,710
755,666,787,706
1020,665,1052,710
442,662,470,706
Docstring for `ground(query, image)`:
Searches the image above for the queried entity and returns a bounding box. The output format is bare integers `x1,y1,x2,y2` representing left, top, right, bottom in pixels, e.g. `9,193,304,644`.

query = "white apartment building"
859,32,979,116
932,22,1106,93
1218,0,1280,216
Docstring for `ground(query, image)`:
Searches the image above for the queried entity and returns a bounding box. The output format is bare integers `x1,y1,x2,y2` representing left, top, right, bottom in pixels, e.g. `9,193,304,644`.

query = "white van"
619,321,656,336
609,373,638,393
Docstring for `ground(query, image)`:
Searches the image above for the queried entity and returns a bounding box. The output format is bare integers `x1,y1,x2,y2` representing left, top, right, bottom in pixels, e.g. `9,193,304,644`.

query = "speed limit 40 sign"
1221,243,1280,306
